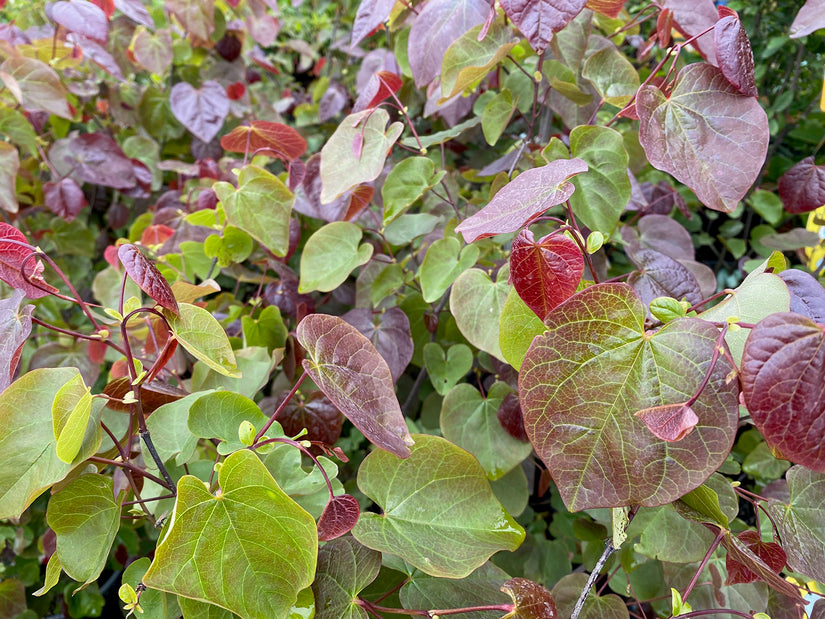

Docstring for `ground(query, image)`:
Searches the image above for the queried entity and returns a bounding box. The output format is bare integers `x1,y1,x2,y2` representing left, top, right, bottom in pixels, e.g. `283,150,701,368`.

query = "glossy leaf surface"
724,530,788,588
0,289,33,393
519,284,739,511
165,303,239,377
353,434,525,578
143,450,317,618
500,0,588,54
220,121,307,161
188,391,270,455
299,222,373,293
450,267,510,362
169,81,229,144
118,244,178,314
297,314,413,458
501,577,558,619
312,536,381,619
52,373,93,464
318,494,361,541
637,63,768,213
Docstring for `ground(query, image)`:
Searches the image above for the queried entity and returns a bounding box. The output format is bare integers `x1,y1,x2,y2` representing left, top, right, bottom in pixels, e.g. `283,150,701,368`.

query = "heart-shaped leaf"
635,403,699,442
499,287,546,372
0,55,72,119
353,434,525,578
350,0,396,47
778,156,825,214
130,26,173,75
275,391,343,449
627,248,703,307
66,132,137,189
400,562,512,617
164,303,239,377
311,536,381,619
382,156,446,226
0,223,58,299
341,307,414,383
353,70,403,113
143,450,317,617
741,312,825,472
118,244,178,315
419,237,480,303
450,267,510,361
582,46,640,107
318,494,361,541
724,531,788,587
424,343,473,396
169,81,229,143
501,577,558,619
519,283,739,511
790,0,825,38
50,0,109,44
0,289,33,393
188,391,270,455
297,314,414,458
500,0,588,55
780,269,825,323
510,229,583,321
43,178,88,222
220,121,307,161
165,0,214,40
299,222,373,293
637,63,768,213
714,10,757,97
455,159,588,243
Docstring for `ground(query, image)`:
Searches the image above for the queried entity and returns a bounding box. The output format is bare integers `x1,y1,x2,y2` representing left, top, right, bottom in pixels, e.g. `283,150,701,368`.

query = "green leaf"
424,342,473,396
121,557,181,619
299,222,373,293
311,536,381,619
242,306,287,352
482,89,517,146
214,166,294,257
320,109,403,203
0,55,72,119
582,46,640,107
145,392,210,467
204,226,254,267
748,189,784,227
520,283,739,511
568,125,630,235
671,588,692,616
401,117,481,150
499,287,545,372
165,303,239,377
0,106,39,157
742,441,790,482
352,434,525,578
419,237,480,303
450,267,510,362
52,374,93,464
188,391,271,455
630,507,716,563
0,579,26,618
382,156,445,225
0,367,101,519
143,450,318,617
46,474,120,589
551,573,629,619
674,483,730,527
440,382,533,480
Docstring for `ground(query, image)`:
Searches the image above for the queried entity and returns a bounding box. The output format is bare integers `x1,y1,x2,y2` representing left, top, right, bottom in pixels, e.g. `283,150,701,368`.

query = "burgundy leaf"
714,9,757,97
778,156,825,214
317,494,360,541
500,0,587,55
50,0,108,44
220,120,307,162
0,223,58,299
102,376,184,414
117,244,179,315
408,0,489,87
68,34,124,80
741,312,825,472
724,530,787,586
293,154,356,222
263,279,314,318
585,0,625,19
113,0,153,28
635,403,699,442
90,0,114,17
790,0,825,38
288,158,306,192
661,0,718,65
626,248,703,307
61,132,136,189
509,229,584,321
0,289,34,393
352,71,403,113
341,307,414,382
43,177,87,222
656,8,673,48
319,81,348,122
637,63,768,213
350,0,396,48
455,158,588,243
276,391,344,448
169,81,229,144
500,578,557,619
780,270,825,323
297,314,414,458
497,392,529,442
344,185,374,221
623,214,695,261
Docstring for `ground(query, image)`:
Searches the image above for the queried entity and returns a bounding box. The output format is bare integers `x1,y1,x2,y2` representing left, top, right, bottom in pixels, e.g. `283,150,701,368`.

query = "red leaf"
50,0,109,44
65,132,136,189
718,5,737,18
714,11,757,97
88,338,107,364
220,121,307,161
585,0,625,19
43,177,88,222
635,403,699,442
352,71,403,113
725,530,787,586
778,156,825,214
169,81,229,144
317,494,360,541
500,578,557,619
89,0,114,17
344,185,374,221
226,81,245,100
117,244,179,315
656,8,673,48
741,313,825,472
0,223,58,299
455,158,588,243
140,225,175,247
497,392,529,442
104,245,119,269
510,229,584,321
501,0,587,55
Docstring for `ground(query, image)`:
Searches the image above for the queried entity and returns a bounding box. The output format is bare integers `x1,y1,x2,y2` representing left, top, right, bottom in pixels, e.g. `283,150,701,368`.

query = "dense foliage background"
1,0,825,618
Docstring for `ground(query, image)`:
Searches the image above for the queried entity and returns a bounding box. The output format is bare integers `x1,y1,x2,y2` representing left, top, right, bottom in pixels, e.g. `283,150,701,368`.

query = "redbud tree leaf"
353,434,525,578
52,373,93,464
350,0,396,48
311,536,381,619
635,403,699,442
164,303,239,377
585,0,624,18
50,0,109,44
67,132,137,189
299,222,373,293
341,307,414,383
500,0,588,55
44,178,88,222
741,313,825,473
499,287,545,372
510,229,583,321
723,531,789,590
419,236,480,303
0,142,19,213
637,63,768,213
318,494,361,542
0,55,72,119
778,156,825,214
0,223,58,299
661,0,718,64
455,159,588,243
714,10,757,97
117,244,178,314
0,289,33,393
188,391,270,455
169,81,229,144
130,26,173,75
582,45,640,107
166,0,214,40
450,267,510,362
519,283,739,511
220,121,307,161
790,0,825,38
143,450,317,618
626,248,703,307
353,71,404,113
501,577,558,619
297,314,414,458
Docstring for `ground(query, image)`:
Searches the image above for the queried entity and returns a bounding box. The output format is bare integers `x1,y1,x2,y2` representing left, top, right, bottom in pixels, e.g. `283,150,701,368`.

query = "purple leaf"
276,391,343,448
68,34,124,80
0,223,58,299
455,158,588,243
297,314,414,458
780,270,825,323
790,0,825,38
43,178,88,222
317,494,360,541
169,81,229,144
632,214,695,261
741,312,825,472
50,0,109,44
341,308,414,383
350,0,396,48
627,248,703,307
724,530,787,587
714,9,757,97
637,63,768,213
65,132,136,189
113,0,154,28
117,244,179,315
778,156,825,214
497,392,529,442
0,289,34,393
408,0,488,87
500,0,587,55
635,403,699,442
661,0,718,65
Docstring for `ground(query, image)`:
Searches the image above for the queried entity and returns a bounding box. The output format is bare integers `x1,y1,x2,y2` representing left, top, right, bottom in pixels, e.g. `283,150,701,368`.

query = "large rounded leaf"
352,434,525,578
297,314,413,458
637,63,768,213
143,450,317,618
450,267,510,361
519,283,739,511
299,222,373,293
741,313,825,472
500,0,587,55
